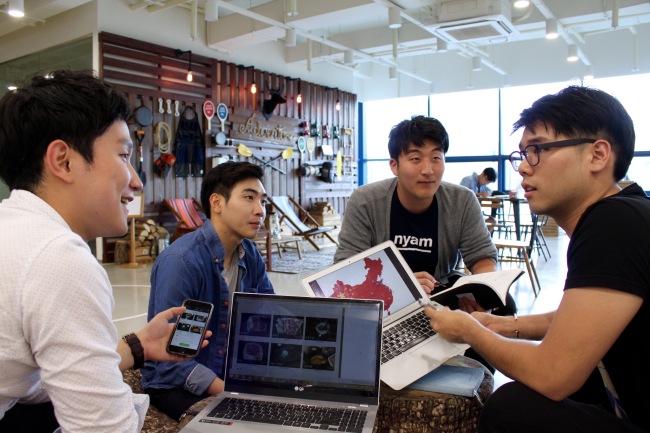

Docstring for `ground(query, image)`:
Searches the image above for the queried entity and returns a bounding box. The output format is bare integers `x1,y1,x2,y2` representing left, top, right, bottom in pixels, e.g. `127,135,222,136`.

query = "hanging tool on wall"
133,104,153,186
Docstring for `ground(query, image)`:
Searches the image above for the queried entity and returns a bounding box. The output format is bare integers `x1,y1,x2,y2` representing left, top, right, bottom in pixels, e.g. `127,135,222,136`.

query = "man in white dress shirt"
0,70,208,433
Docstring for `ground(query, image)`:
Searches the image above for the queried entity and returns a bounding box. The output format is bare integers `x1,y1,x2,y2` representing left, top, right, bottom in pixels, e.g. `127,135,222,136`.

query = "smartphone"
167,299,214,357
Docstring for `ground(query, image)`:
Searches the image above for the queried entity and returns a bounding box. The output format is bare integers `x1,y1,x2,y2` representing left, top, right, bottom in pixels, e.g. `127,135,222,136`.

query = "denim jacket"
141,220,274,395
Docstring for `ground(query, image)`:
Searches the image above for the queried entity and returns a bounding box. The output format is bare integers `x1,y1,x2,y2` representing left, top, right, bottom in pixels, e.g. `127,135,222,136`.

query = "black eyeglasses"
508,138,597,171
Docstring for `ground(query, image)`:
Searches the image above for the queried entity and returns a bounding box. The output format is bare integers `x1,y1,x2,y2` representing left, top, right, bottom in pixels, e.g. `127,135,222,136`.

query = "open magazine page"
431,269,524,310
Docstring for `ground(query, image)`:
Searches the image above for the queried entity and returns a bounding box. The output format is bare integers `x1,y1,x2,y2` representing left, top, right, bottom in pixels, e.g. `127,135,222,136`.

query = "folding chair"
493,214,541,297
163,198,205,242
267,195,338,251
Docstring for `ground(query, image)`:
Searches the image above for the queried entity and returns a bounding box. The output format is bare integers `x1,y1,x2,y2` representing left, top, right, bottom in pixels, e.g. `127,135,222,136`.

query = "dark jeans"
0,402,59,433
145,387,207,421
479,381,645,433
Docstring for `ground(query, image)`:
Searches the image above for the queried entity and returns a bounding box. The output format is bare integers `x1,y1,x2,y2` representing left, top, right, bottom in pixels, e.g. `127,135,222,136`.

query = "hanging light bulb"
251,81,257,94
187,69,193,82
250,66,257,93
296,79,302,104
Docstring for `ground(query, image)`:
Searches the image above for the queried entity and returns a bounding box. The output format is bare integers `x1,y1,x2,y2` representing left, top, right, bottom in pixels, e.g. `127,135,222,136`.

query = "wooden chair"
493,215,541,297
478,196,512,238
163,197,205,242
267,196,338,251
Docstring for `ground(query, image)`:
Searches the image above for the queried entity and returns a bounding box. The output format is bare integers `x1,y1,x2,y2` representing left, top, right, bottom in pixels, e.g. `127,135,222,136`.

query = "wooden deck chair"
267,195,338,251
163,197,205,242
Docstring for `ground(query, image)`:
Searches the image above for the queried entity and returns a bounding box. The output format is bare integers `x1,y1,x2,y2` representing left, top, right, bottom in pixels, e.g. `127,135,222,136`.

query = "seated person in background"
335,116,515,315
0,70,207,433
460,167,497,198
142,161,274,421
425,86,650,433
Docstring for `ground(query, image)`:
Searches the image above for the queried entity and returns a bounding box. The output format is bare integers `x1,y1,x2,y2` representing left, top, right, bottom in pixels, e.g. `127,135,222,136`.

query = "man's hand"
458,296,487,313
137,306,212,363
413,271,439,295
423,305,477,344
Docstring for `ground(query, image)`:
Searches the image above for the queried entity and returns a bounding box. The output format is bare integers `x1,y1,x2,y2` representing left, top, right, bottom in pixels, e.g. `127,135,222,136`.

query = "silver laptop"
302,241,468,390
180,293,383,433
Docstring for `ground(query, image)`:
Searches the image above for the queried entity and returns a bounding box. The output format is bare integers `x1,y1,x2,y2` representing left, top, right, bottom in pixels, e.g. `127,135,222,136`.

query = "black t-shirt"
566,183,650,431
389,190,438,277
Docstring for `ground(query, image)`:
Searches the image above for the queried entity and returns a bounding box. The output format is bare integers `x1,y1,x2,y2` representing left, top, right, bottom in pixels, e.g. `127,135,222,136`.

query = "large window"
360,74,650,192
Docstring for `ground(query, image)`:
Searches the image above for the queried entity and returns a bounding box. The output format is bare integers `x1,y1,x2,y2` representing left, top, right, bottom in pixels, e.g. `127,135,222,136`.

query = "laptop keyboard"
381,311,437,364
205,397,368,432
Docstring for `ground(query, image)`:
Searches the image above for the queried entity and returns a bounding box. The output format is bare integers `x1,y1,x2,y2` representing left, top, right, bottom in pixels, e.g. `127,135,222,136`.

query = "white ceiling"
1,0,650,100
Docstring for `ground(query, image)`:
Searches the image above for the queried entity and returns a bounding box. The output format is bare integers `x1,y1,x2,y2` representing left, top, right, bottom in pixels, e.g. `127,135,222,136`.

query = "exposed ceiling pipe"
146,0,187,13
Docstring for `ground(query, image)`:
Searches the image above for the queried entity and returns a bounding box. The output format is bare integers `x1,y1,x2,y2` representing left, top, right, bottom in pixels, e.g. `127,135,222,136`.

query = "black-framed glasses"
508,138,597,171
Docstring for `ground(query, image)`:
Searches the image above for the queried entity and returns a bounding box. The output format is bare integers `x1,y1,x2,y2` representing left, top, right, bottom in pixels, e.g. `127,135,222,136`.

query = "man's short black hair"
388,115,450,160
513,86,635,181
0,70,131,191
483,167,497,183
200,162,264,218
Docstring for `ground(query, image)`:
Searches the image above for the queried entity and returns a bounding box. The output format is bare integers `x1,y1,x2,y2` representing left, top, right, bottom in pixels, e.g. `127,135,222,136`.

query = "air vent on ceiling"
436,17,514,42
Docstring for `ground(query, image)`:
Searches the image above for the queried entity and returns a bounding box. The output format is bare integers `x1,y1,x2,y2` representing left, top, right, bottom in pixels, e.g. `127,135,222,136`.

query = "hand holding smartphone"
167,299,214,357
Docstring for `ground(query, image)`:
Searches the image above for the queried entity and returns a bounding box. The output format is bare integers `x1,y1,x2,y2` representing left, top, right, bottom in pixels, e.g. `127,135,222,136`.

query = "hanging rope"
155,122,172,153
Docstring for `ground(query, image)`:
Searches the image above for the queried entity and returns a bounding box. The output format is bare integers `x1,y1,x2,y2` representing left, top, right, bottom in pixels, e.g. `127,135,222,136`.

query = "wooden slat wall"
99,32,356,258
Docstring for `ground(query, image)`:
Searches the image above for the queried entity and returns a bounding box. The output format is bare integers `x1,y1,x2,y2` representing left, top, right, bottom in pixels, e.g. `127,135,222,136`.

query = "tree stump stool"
373,356,493,433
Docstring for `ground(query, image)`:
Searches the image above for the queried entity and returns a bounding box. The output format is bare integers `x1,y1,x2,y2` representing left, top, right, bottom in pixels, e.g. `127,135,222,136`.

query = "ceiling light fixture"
545,18,559,40
583,65,594,80
388,7,402,29
174,49,193,82
336,89,341,111
285,0,298,17
513,0,530,8
285,28,297,47
344,50,353,65
472,57,482,71
567,44,579,62
204,0,218,21
7,0,25,17
389,67,398,80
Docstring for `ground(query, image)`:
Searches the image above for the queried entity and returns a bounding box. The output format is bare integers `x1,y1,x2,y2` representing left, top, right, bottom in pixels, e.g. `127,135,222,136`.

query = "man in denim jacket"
142,162,274,420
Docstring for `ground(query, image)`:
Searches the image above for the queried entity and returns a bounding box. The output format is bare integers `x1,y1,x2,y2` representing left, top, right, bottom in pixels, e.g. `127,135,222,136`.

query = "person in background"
0,70,208,433
335,116,515,315
142,161,274,421
425,86,649,433
460,167,497,198
460,168,502,233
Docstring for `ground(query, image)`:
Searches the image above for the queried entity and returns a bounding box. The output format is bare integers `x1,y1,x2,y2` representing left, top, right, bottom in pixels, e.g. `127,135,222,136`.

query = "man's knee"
479,382,535,433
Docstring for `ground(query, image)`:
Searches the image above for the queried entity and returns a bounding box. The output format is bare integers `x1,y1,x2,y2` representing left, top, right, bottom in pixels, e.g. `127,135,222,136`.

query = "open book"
431,269,524,310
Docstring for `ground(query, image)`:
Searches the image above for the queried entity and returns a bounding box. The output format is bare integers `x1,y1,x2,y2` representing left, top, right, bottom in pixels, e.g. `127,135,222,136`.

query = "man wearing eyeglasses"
424,86,649,433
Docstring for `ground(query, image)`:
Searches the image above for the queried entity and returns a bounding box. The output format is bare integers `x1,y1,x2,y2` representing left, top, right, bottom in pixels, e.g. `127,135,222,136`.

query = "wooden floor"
106,231,571,389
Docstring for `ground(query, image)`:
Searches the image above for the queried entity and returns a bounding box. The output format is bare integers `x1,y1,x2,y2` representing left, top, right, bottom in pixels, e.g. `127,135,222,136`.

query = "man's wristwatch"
123,333,145,370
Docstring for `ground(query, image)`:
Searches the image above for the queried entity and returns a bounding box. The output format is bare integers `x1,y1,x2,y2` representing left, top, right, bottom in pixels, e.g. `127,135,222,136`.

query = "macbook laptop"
302,241,469,390
180,293,383,433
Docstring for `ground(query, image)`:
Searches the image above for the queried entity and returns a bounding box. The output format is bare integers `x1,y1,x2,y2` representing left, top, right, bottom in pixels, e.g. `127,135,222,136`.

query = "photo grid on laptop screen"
224,295,382,402
304,244,422,318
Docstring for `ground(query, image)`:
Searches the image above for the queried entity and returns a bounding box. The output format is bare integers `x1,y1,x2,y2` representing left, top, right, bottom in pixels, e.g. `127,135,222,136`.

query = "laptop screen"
302,242,423,318
225,293,383,405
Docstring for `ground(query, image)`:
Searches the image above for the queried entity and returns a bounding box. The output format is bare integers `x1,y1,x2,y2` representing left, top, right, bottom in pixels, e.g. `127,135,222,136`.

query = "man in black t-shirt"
425,86,650,433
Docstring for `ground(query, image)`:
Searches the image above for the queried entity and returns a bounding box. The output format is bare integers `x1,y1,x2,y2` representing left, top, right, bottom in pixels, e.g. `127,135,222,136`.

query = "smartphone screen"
167,299,214,357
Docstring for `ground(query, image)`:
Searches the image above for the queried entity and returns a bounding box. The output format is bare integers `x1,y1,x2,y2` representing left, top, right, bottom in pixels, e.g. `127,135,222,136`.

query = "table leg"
265,231,272,271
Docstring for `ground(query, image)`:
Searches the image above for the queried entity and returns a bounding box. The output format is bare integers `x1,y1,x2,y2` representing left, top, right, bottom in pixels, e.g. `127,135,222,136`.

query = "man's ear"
209,192,224,215
44,140,75,184
389,158,399,176
590,139,613,173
